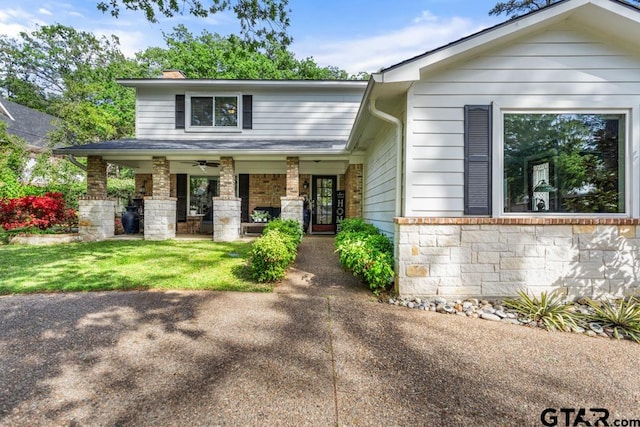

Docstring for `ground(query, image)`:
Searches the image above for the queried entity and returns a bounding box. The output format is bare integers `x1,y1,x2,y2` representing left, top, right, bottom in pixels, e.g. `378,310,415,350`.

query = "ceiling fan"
180,160,220,172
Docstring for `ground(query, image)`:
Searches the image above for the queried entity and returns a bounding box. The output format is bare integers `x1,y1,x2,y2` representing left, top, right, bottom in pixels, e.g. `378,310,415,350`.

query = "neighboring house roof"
347,0,640,149
55,138,350,157
0,98,58,150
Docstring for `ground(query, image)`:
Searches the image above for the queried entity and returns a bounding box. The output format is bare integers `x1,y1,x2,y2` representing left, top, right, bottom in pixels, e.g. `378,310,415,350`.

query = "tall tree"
136,25,352,79
97,0,291,46
490,0,640,18
0,25,151,145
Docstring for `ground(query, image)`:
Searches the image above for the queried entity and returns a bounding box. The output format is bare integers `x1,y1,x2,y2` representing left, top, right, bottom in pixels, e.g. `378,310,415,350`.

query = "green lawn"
0,240,271,294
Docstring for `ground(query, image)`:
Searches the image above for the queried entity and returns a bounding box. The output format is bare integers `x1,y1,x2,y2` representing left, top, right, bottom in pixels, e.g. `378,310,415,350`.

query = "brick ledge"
394,217,639,225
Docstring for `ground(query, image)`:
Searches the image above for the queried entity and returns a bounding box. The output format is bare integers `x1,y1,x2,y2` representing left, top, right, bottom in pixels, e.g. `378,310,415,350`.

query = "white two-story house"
58,0,640,299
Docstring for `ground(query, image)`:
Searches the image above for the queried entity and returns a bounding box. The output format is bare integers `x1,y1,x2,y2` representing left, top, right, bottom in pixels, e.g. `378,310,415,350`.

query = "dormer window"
185,92,241,132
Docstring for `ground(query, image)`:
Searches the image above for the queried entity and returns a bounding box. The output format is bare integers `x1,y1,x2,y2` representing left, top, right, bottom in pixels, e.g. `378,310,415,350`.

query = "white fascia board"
55,148,353,158
117,79,368,91
381,0,596,83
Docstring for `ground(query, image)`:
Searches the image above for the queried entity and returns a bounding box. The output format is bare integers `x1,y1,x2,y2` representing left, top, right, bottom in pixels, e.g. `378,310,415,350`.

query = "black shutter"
176,174,188,222
175,95,185,129
239,174,250,222
464,105,492,215
242,95,252,129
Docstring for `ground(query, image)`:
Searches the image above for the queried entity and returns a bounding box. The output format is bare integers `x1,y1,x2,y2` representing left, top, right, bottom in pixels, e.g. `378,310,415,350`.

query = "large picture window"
186,93,239,131
503,113,625,214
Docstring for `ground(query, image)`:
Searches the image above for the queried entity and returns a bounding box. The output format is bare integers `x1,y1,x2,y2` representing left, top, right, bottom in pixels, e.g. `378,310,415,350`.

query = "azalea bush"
335,218,394,294
0,192,77,233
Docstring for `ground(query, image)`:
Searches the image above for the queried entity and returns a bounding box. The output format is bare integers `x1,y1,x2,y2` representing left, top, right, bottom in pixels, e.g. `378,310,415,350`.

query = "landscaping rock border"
385,296,633,341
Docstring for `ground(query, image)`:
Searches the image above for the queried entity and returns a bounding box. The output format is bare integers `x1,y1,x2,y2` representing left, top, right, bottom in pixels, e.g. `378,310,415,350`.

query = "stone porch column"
78,156,115,241
144,157,176,240
214,157,241,241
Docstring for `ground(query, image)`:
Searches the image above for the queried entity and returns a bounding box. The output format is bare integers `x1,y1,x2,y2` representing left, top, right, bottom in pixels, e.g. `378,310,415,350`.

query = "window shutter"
175,95,185,129
464,105,492,215
242,95,253,129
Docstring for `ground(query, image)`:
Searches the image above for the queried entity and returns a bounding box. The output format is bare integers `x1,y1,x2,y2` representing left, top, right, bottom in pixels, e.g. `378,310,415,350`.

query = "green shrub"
335,219,394,293
582,297,640,343
503,290,579,331
249,230,297,282
264,218,303,244
249,220,303,283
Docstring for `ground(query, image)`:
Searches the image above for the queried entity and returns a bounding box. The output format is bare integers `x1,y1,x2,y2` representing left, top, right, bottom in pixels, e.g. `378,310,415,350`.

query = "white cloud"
293,11,498,74
0,8,46,37
38,8,53,16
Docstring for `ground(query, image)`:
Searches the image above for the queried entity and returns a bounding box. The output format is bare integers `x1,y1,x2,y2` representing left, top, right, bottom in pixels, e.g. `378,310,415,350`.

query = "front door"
311,176,336,233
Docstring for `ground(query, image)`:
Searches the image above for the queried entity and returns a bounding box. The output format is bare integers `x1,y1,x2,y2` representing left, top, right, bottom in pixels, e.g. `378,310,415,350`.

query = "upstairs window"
185,92,241,131
503,113,626,214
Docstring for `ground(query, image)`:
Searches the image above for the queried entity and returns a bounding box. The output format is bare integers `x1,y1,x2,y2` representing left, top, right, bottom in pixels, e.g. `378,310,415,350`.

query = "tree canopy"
490,0,640,18
97,0,291,46
136,25,352,80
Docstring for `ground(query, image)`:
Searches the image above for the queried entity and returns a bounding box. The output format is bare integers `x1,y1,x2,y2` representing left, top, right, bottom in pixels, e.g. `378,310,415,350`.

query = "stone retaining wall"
395,218,640,299
78,198,115,241
144,198,176,240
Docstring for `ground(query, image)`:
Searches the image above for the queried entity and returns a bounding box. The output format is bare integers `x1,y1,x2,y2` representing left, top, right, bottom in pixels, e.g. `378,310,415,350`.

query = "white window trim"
494,107,632,218
185,91,242,133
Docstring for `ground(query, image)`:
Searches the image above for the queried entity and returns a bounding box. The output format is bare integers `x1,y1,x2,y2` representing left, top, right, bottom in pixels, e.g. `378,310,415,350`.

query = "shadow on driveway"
0,236,639,426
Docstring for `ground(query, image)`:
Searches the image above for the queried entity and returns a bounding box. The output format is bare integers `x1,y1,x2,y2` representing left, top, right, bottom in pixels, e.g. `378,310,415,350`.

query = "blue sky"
0,0,501,74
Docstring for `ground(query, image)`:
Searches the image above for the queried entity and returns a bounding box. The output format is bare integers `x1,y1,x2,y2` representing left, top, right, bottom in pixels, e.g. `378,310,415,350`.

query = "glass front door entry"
311,176,336,233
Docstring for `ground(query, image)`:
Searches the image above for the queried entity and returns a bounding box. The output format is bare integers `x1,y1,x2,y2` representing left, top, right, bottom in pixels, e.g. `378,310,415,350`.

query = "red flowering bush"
0,192,77,232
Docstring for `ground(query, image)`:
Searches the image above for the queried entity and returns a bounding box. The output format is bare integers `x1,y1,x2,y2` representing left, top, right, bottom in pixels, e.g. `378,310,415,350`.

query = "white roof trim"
380,0,639,83
0,100,15,121
118,79,368,90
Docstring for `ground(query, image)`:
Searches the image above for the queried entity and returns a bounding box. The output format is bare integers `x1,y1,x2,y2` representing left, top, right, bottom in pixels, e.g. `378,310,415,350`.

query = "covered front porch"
78,152,363,242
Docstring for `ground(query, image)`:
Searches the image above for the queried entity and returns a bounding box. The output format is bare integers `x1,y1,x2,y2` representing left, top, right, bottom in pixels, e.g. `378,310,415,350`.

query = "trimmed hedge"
249,219,303,283
335,218,394,293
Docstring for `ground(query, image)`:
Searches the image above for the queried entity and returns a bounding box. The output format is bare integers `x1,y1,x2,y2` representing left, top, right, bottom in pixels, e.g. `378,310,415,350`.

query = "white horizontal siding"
135,87,363,140
405,23,640,218
363,126,397,236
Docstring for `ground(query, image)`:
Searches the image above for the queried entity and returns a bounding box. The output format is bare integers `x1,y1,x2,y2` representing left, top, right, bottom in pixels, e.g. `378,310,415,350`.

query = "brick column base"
78,198,115,241
213,197,241,242
144,198,176,240
280,197,304,226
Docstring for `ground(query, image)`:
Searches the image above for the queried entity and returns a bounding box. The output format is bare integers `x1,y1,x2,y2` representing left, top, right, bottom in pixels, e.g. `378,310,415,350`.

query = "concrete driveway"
1,236,639,426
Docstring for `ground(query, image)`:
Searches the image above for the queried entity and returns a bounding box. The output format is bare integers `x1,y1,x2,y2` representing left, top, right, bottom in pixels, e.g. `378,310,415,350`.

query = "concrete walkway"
1,236,639,426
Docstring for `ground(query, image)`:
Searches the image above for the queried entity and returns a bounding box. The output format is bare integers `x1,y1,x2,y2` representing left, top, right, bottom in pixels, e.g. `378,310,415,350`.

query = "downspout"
368,99,403,218
67,155,87,171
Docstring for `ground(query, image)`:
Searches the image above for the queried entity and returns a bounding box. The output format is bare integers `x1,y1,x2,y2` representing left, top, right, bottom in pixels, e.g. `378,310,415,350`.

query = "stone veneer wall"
213,197,241,242
280,197,304,225
78,198,115,241
144,198,176,240
395,218,640,299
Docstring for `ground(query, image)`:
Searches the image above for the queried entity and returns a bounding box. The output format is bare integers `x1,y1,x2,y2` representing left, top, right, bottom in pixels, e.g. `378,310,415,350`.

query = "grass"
0,240,273,294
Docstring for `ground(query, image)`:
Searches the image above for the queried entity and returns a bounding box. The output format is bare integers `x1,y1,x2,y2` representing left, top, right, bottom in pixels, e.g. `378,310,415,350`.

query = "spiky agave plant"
504,290,579,332
584,297,640,343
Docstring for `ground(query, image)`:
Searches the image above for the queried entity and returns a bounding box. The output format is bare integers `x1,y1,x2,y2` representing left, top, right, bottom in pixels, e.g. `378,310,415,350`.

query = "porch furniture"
241,222,268,235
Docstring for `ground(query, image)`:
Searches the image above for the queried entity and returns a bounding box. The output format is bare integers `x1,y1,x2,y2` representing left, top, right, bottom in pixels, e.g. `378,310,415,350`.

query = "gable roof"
378,0,640,83
347,0,640,149
0,98,58,149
